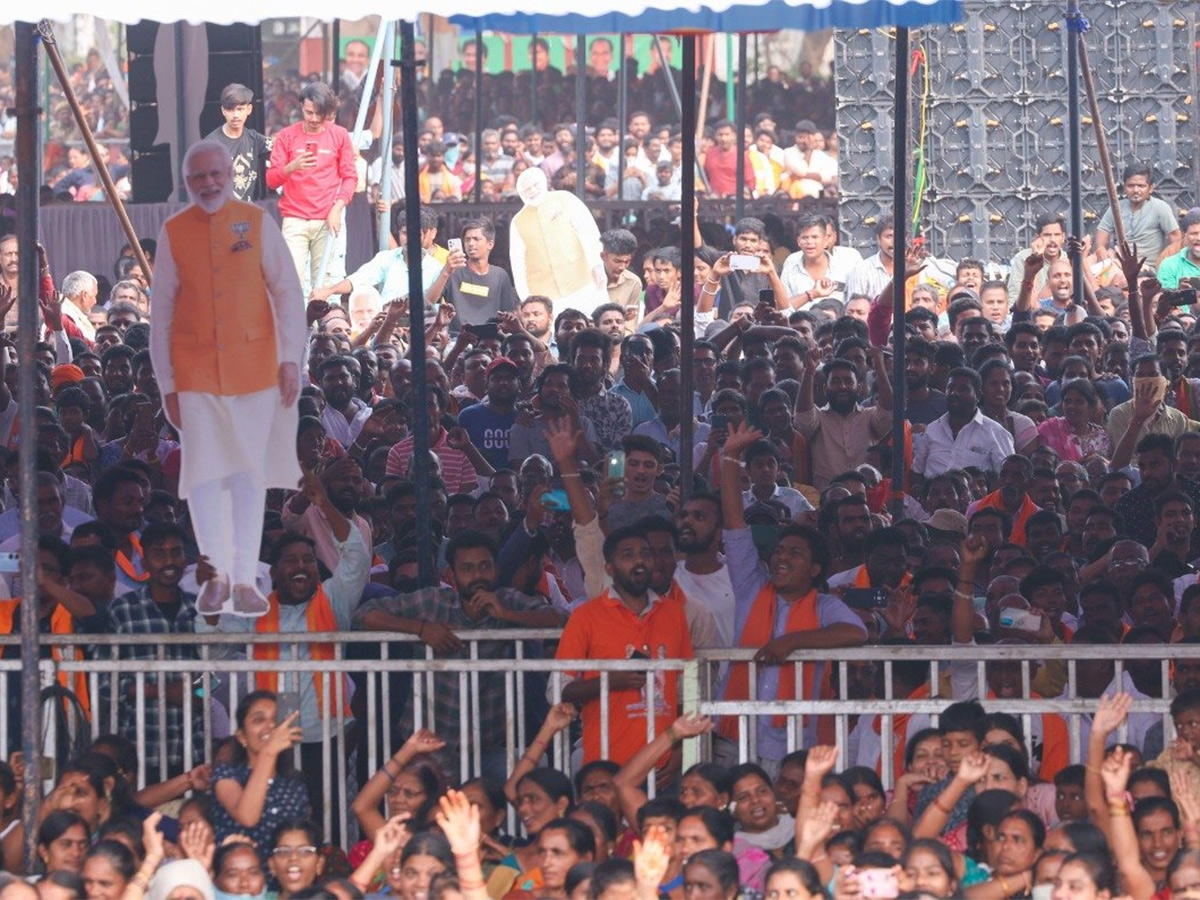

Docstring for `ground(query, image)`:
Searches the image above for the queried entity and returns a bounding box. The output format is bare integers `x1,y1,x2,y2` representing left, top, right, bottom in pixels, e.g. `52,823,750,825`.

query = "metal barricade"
3,634,1189,841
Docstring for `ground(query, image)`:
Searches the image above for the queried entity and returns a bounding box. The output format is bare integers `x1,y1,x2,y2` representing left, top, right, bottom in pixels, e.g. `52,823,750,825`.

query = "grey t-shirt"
445,265,519,326
1098,196,1179,261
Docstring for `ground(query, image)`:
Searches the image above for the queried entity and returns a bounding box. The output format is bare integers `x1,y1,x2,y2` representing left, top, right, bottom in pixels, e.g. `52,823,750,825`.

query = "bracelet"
1109,803,1130,817
561,472,581,479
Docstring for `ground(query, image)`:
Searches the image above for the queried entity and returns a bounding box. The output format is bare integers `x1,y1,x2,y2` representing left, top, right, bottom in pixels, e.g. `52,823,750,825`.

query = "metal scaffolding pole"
616,33,627,207
473,29,484,205
400,18,435,587
1066,0,1085,305
679,35,697,500
575,35,587,201
14,20,43,870
377,21,397,253
890,27,910,517
735,32,748,221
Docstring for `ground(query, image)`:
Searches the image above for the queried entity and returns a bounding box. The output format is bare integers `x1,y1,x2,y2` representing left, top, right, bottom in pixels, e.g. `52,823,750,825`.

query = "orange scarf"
718,586,825,738
850,565,913,590
0,600,90,717
873,681,930,778
62,435,88,471
116,534,149,583
254,585,348,717
974,491,1039,547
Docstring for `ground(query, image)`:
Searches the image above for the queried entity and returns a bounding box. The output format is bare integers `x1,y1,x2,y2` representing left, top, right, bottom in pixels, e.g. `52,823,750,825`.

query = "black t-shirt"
906,390,948,426
205,126,272,202
445,265,519,326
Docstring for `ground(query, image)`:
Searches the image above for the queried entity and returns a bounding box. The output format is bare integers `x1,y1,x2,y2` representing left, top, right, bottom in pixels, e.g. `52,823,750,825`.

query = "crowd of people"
2,26,1200,898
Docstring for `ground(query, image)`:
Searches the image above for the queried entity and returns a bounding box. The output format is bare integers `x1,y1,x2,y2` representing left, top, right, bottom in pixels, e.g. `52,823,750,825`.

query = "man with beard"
520,296,555,346
282,456,372,574
1116,433,1200,550
715,422,866,771
318,355,372,448
673,494,736,648
557,524,692,766
94,466,150,594
826,525,909,590
966,455,1040,548
458,357,521,471
905,338,947,426
913,368,1014,485
826,495,872,575
357,530,564,778
101,344,137,397
201,470,369,839
569,329,632,451
151,140,306,617
638,516,719,650
1156,329,1200,417
796,348,893,490
508,364,600,469
107,522,205,778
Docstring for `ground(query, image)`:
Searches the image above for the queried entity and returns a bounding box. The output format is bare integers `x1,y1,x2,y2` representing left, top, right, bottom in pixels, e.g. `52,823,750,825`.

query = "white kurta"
148,201,307,498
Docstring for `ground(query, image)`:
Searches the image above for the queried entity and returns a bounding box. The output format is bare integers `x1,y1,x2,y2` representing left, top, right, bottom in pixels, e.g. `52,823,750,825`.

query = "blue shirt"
613,380,658,429
457,402,517,470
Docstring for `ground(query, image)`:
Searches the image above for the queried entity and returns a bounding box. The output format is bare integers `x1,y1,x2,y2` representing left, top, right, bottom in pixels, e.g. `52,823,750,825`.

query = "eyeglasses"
271,846,317,859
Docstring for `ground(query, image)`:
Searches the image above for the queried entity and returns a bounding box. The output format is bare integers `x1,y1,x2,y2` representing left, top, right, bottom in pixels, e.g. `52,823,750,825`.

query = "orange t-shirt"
555,589,693,765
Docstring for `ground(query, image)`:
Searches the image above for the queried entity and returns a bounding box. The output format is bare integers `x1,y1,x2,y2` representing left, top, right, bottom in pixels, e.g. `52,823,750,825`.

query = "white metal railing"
6,634,1187,842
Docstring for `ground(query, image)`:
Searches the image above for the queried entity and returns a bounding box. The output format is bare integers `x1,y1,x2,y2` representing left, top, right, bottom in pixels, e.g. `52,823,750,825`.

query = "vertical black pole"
575,35,587,202
735,32,748,221
473,29,483,205
679,35,696,501
890,27,909,518
1066,0,1084,305
531,33,539,127
174,23,188,201
331,19,341,89
400,19,434,587
14,20,42,870
617,34,627,205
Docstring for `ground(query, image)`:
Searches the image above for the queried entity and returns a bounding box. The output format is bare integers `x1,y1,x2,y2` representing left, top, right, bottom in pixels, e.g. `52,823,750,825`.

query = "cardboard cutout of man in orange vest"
149,140,307,617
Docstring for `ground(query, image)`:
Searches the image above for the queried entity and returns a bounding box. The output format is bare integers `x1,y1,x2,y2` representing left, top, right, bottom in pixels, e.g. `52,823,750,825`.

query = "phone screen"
276,692,301,722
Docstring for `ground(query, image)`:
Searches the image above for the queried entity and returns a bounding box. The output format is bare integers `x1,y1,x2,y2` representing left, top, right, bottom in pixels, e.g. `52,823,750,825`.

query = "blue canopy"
450,0,959,35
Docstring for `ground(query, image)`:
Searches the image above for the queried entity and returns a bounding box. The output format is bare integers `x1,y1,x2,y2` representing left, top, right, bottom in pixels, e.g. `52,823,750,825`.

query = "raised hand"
797,800,840,858
669,713,713,740
546,417,580,465
1115,241,1147,289
0,283,15,323
959,534,988,571
402,729,446,756
1131,378,1162,421
543,702,578,735
1100,745,1133,803
372,813,413,858
633,824,672,898
805,745,839,782
265,711,303,759
1092,692,1132,739
142,811,166,863
881,586,915,635
180,818,216,872
435,790,482,856
721,421,764,460
904,242,929,278
954,752,990,786
1025,237,1047,276
39,290,64,330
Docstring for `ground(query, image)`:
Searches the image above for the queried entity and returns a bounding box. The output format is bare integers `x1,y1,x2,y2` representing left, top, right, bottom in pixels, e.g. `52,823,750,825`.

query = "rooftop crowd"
0,40,1200,900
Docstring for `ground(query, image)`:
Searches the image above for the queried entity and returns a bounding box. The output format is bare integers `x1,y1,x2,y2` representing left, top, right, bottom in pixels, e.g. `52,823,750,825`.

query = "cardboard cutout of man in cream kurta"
149,140,307,617
509,168,607,319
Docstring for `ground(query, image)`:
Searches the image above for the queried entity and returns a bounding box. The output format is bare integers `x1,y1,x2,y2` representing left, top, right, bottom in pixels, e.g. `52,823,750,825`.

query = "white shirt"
321,397,373,448
673,560,736,649
779,250,857,301
782,146,837,191
913,409,1015,478
62,299,97,341
843,251,892,303
366,157,405,202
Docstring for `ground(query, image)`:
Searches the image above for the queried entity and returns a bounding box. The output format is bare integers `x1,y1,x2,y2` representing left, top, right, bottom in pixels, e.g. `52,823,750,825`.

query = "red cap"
486,356,519,376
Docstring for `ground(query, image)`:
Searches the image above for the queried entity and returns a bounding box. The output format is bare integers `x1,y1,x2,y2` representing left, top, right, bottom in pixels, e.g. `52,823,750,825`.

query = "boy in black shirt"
205,83,271,202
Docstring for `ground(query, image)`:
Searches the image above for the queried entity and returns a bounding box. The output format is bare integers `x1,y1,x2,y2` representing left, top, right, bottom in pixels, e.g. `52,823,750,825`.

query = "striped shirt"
385,427,478,493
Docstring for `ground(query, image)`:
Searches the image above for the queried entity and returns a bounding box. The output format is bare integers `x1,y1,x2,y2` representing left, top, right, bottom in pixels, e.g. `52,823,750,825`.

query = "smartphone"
1172,288,1198,307
447,238,463,253
710,413,728,431
540,489,570,511
758,289,775,306
843,587,891,610
473,322,501,341
36,755,54,781
999,608,1042,633
276,691,301,722
858,869,899,900
629,648,650,661
729,253,759,271
0,552,18,574
304,140,318,157
607,450,626,498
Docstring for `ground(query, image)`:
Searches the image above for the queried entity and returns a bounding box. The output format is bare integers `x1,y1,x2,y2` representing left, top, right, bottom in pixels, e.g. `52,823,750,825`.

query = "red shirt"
703,145,754,197
267,122,358,221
